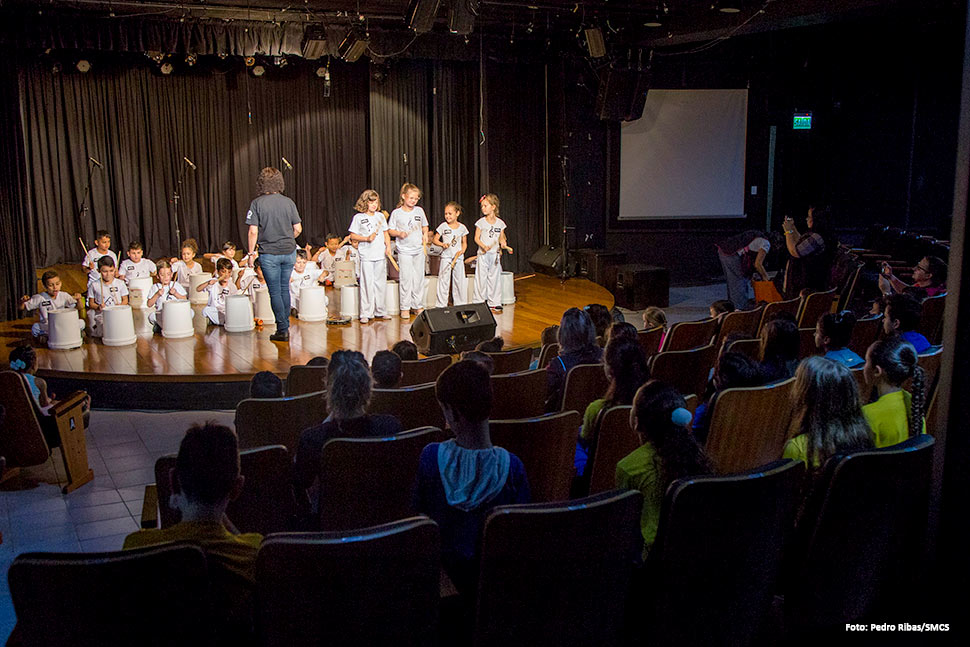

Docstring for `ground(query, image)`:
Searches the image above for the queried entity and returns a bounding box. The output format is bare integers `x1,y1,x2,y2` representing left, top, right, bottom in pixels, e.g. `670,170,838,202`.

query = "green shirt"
782,433,819,468
863,389,924,448
615,442,662,560
581,398,609,441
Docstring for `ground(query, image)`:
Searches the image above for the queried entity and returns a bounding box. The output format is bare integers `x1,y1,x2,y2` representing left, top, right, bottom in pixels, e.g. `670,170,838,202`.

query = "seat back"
485,346,534,375
727,338,761,362
851,367,871,404
705,378,797,474
399,354,452,387
661,317,719,352
797,288,837,327
636,326,665,358
713,306,764,348
368,383,446,431
489,411,580,502
917,293,946,345
912,346,943,401
10,544,211,647
587,406,638,495
648,460,804,646
285,365,328,397
235,391,328,454
836,260,864,312
318,427,443,530
799,327,820,359
473,490,642,647
649,344,718,399
489,369,546,420
537,343,560,369
757,297,802,335
256,517,440,647
560,363,610,415
848,315,883,356
786,435,935,630
0,371,50,467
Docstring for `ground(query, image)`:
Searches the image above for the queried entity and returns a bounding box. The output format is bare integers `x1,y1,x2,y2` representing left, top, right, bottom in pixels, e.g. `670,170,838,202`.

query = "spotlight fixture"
252,64,266,77
146,50,164,63
302,26,328,59
585,28,606,58
448,0,478,35
273,56,288,67
76,59,91,73
406,0,441,34
644,2,665,27
51,62,62,73
338,31,370,62
185,54,197,66
713,1,742,13
160,62,174,75
217,52,229,60
244,56,256,67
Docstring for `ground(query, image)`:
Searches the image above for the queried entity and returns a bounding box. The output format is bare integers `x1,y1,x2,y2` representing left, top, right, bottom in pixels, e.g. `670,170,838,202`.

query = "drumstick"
78,236,89,258
387,254,400,272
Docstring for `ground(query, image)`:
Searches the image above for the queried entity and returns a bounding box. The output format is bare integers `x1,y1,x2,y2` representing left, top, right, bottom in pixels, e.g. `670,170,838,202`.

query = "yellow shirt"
782,433,816,468
615,442,662,560
863,390,924,448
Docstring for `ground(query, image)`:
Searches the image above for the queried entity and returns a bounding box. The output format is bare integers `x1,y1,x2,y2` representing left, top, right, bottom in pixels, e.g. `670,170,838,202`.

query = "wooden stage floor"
2,274,613,382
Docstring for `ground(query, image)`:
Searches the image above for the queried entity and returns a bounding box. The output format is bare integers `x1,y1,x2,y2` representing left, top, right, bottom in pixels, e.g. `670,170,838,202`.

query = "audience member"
475,336,505,353
692,351,762,444
617,380,712,560
414,360,530,594
306,356,329,367
883,293,931,353
815,311,864,368
540,325,559,348
249,371,283,399
371,350,403,388
584,304,613,340
863,336,927,447
544,307,603,411
391,339,419,361
642,306,668,336
716,229,771,310
782,357,873,469
605,321,638,346
779,206,838,299
879,255,947,297
759,317,800,383
459,350,495,375
709,299,736,319
328,349,368,372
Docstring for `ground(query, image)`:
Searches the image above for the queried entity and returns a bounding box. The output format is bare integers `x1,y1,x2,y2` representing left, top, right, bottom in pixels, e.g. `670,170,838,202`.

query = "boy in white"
289,250,324,312
312,234,346,284
86,256,130,337
336,239,361,279
82,230,118,285
146,262,188,331
117,242,157,283
20,270,85,338
198,258,238,325
433,202,469,308
387,184,429,318
348,189,392,324
237,257,267,302
473,194,514,311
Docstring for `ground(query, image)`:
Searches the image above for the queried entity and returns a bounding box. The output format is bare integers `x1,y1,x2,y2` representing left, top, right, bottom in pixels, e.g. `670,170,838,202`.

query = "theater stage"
1,273,613,409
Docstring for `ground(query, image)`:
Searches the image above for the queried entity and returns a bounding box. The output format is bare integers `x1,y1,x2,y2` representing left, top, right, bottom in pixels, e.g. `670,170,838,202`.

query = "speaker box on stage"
572,249,627,292
596,68,650,122
410,304,497,355
530,245,565,276
615,264,669,310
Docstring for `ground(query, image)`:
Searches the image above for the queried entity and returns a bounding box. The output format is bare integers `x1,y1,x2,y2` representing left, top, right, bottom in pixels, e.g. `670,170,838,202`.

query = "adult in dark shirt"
294,356,402,511
544,307,603,412
245,167,301,342
778,206,838,299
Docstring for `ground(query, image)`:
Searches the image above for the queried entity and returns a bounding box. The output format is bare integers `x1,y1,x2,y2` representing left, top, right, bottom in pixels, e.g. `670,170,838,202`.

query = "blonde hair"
643,306,668,331
480,193,500,218
156,259,172,270
397,183,422,208
354,189,380,213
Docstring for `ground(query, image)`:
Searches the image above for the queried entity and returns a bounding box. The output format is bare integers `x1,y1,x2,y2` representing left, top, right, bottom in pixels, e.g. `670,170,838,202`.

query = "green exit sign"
793,112,813,130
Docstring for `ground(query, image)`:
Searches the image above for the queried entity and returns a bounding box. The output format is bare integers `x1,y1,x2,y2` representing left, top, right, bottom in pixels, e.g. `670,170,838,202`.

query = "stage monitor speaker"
596,68,650,122
530,245,565,276
410,303,496,355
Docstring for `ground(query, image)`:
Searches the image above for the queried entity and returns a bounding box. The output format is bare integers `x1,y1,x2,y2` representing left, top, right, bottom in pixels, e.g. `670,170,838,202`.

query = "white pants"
398,252,427,311
202,306,226,325
33,321,84,337
474,253,502,307
359,259,387,319
437,256,467,308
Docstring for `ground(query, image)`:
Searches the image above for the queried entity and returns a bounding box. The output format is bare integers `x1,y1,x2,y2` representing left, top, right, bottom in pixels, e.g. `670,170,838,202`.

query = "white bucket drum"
47,309,83,350
189,274,209,304
501,271,516,305
128,277,153,310
161,299,194,339
253,288,276,326
333,260,356,288
225,295,255,332
298,286,328,322
385,281,400,315
102,305,137,346
339,285,359,318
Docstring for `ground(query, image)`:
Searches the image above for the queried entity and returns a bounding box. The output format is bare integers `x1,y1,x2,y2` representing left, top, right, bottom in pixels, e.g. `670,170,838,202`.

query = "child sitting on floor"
198,258,238,325
204,241,241,271
86,256,129,337
147,260,188,333
20,270,84,340
236,257,266,303
118,241,157,285
82,229,118,286
289,249,324,314
171,238,203,293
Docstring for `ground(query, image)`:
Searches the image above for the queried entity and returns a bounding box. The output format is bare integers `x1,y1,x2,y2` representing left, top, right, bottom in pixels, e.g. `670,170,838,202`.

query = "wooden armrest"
51,391,87,417
141,484,159,529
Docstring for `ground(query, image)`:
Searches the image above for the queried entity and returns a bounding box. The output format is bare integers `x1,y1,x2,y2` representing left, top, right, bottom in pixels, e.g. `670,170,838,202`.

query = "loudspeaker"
529,245,565,276
615,264,669,310
572,249,627,292
596,68,650,121
409,303,496,355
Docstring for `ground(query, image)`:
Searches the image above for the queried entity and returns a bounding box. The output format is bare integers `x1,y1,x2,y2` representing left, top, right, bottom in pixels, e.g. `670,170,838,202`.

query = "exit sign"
793,112,813,130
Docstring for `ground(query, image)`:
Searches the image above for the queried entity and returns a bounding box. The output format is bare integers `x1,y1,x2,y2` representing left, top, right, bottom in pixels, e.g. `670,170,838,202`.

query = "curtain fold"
0,60,33,319
431,61,482,227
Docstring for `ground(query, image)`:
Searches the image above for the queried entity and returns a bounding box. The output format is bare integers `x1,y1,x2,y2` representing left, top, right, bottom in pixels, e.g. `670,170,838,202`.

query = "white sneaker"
360,317,370,324
400,309,410,319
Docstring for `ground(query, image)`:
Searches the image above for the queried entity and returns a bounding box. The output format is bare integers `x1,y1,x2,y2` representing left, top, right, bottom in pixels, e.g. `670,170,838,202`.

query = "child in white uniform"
289,249,324,313
117,241,157,284
336,239,361,280
146,260,188,332
171,238,203,292
237,256,267,302
433,201,469,308
204,241,242,272
20,270,85,338
312,234,345,285
82,230,118,285
348,189,392,324
387,183,429,318
198,258,238,325
473,193,514,311
86,256,129,337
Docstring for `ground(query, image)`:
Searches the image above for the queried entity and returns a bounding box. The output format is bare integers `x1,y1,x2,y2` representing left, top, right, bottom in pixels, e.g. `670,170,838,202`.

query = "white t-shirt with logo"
289,266,323,302
119,258,157,283
475,217,507,257
83,248,119,283
87,278,129,308
148,282,187,313
436,222,469,260
25,291,78,326
172,260,203,290
349,212,389,262
206,280,237,312
389,207,429,255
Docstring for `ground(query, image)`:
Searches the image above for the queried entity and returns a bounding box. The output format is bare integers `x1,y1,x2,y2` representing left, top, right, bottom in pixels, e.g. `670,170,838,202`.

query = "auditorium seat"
537,342,560,369
836,260,865,312
727,338,761,362
704,377,796,474
560,363,610,415
489,411,579,502
587,405,638,496
785,435,935,633
641,459,803,646
256,517,440,647
848,314,883,356
399,354,452,387
473,490,642,647
649,344,718,399
913,346,943,401
636,325,665,358
490,369,547,420
317,427,445,530
757,297,802,335
660,317,719,352
851,367,872,404
9,544,212,646
796,287,838,328
798,327,820,359
285,365,328,397
713,305,764,349
917,293,946,345
235,391,328,454
369,383,447,431
485,346,534,375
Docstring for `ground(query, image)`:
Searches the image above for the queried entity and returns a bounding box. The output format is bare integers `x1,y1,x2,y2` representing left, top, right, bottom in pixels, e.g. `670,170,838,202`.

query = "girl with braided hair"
863,336,928,447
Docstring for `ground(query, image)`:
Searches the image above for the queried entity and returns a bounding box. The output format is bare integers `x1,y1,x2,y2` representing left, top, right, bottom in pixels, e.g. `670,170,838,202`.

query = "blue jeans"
259,250,297,333
719,250,753,310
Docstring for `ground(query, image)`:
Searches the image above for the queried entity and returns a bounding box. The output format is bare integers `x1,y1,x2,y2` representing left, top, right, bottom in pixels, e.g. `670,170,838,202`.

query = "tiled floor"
0,409,235,640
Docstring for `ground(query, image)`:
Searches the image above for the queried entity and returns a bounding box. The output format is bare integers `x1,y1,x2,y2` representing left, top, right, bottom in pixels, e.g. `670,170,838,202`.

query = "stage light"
302,26,328,59
338,31,370,62
185,54,197,66
644,2,665,27
76,59,91,73
713,1,742,13
160,62,174,75
244,56,256,67
252,64,266,77
448,0,478,35
584,28,606,58
146,50,164,63
217,52,229,60
406,0,441,33
51,62,62,73
273,56,288,67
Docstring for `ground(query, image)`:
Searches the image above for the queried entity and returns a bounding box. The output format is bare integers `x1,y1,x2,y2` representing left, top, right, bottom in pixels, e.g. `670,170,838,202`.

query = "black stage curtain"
0,60,33,319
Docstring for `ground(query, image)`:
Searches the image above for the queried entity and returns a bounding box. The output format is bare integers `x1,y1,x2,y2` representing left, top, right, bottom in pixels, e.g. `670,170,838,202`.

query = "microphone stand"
559,153,571,283
172,159,187,253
